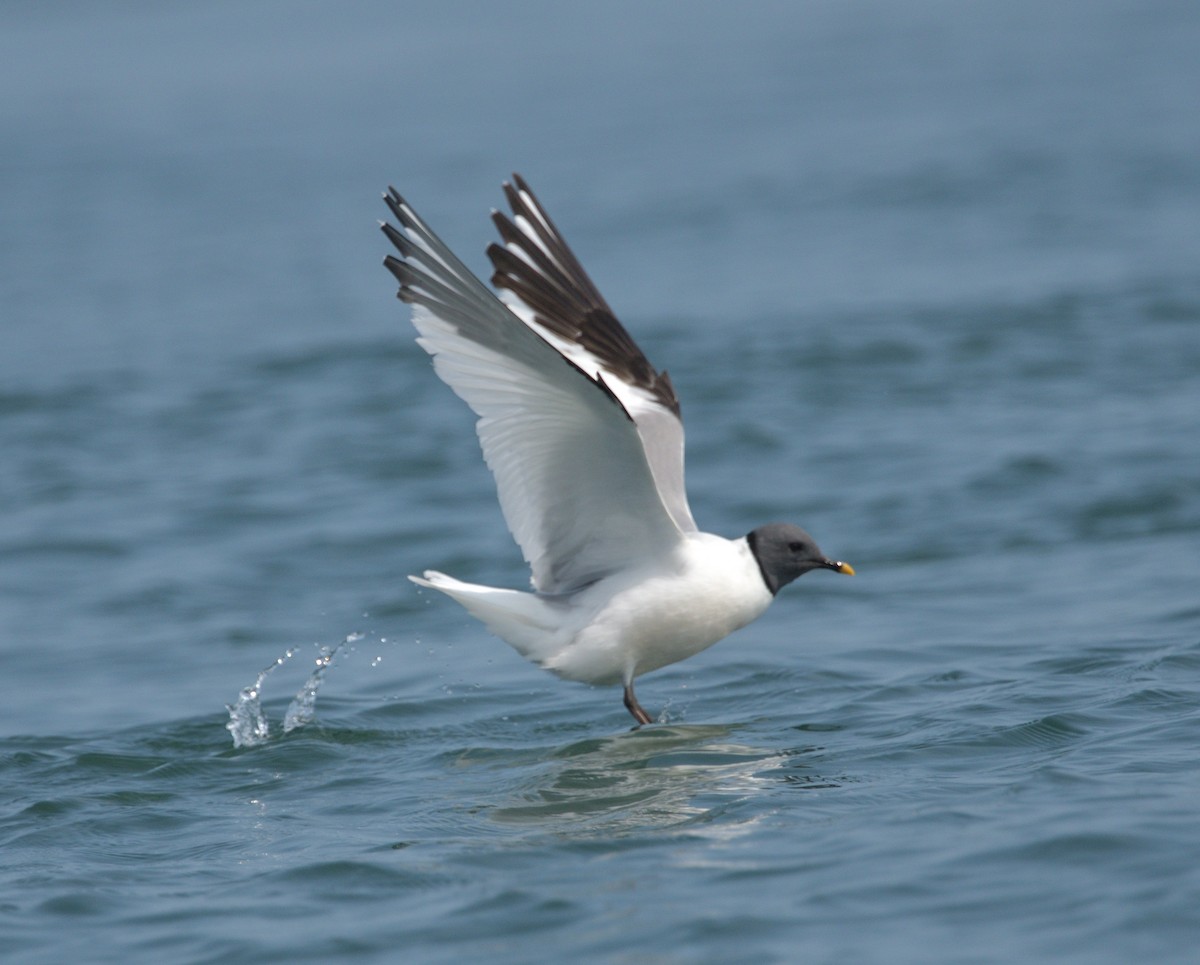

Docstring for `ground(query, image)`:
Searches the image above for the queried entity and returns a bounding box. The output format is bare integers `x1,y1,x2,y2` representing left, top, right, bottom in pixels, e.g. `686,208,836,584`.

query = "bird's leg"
623,681,654,726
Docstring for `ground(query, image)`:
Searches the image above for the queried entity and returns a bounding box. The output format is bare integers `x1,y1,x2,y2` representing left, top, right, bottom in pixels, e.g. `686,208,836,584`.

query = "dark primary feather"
381,186,632,418
487,174,681,418
381,188,514,351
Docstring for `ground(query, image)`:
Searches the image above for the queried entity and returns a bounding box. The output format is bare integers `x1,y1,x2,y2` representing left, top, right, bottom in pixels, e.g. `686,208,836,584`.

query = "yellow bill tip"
836,561,855,576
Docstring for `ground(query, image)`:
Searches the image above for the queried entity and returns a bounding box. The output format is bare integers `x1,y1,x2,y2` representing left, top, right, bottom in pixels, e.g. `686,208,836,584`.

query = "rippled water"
3,2,1199,962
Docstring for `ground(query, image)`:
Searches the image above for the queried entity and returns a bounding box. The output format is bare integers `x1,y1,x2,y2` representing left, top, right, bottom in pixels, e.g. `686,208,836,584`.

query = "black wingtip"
382,253,407,285
382,186,409,224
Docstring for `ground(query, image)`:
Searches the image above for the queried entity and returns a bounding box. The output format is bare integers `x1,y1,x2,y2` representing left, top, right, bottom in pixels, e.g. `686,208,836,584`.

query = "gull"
382,175,853,725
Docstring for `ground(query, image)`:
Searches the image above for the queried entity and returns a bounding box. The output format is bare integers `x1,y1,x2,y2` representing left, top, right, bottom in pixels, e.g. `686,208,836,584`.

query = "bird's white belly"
545,534,773,685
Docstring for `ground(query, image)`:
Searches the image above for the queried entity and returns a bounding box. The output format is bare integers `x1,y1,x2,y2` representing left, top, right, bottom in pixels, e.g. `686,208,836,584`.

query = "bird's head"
747,522,854,596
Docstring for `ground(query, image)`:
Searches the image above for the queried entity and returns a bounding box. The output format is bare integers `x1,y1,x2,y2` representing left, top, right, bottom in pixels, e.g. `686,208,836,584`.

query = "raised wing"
487,174,697,535
382,185,687,594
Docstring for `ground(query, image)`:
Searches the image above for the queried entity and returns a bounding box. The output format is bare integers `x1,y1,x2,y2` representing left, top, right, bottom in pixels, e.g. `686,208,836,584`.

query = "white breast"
544,534,774,685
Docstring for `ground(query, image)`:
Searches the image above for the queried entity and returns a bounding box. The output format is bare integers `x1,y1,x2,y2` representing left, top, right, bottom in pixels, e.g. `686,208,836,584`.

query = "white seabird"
382,175,853,725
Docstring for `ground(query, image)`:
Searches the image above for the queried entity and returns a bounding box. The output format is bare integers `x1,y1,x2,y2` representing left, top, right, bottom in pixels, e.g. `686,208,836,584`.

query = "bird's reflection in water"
486,724,829,835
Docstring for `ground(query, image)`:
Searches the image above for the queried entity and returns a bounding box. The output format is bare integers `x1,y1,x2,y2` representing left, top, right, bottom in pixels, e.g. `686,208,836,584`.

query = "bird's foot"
623,682,654,726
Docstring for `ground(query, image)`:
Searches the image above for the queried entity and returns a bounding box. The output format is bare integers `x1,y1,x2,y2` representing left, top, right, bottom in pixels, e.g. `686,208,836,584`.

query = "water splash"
225,633,363,747
225,649,296,749
283,633,362,733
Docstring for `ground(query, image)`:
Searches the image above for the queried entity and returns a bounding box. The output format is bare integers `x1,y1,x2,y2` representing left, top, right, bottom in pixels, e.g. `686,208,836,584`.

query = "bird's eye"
787,541,803,553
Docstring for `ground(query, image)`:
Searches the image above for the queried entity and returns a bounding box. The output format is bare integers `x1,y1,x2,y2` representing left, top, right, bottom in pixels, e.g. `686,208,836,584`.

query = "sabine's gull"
382,175,853,725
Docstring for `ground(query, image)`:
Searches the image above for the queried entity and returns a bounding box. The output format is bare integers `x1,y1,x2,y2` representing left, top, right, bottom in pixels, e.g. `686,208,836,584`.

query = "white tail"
410,571,568,667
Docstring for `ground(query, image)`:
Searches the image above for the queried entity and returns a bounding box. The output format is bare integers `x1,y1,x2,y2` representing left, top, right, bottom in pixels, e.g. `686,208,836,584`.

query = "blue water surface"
2,2,1199,962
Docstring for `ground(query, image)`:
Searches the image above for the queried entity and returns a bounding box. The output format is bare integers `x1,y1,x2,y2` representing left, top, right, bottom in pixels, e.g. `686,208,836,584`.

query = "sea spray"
283,633,363,733
226,633,364,747
225,648,296,748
